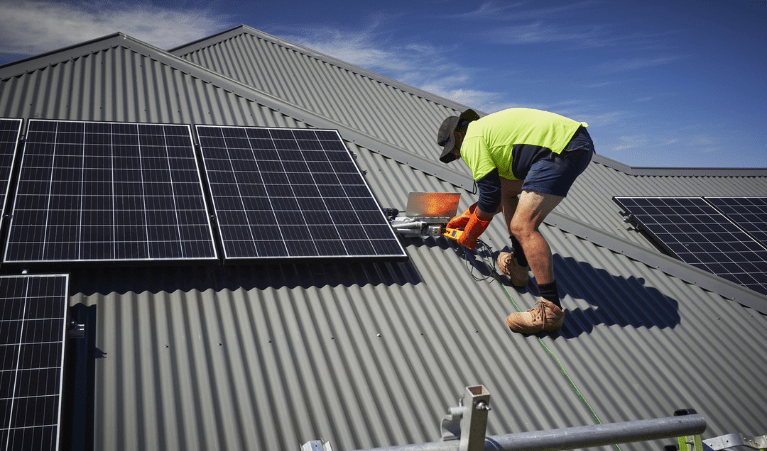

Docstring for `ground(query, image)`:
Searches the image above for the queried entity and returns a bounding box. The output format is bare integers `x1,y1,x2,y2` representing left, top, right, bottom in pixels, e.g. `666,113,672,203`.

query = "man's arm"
476,168,502,216
445,169,500,249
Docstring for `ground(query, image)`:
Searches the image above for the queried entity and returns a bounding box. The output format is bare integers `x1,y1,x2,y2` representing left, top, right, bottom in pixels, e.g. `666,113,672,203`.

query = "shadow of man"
496,253,681,338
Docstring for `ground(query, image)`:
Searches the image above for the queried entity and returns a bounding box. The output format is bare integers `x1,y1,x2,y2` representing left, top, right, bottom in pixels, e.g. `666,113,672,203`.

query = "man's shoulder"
481,108,582,130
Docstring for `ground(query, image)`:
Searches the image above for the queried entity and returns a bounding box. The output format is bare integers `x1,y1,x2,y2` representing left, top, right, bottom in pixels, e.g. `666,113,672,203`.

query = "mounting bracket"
440,385,492,451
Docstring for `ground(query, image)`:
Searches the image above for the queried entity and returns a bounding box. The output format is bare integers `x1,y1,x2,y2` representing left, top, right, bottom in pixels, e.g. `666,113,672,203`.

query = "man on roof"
437,108,594,334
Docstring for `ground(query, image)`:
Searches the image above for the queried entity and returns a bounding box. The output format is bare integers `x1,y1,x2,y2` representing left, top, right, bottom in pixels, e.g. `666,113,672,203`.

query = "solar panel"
615,196,767,296
706,197,767,246
196,125,407,261
0,119,22,216
4,120,217,264
0,274,68,451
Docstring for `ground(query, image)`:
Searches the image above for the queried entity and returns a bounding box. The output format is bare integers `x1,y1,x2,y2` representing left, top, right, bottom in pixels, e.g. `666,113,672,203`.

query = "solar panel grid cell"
615,196,767,295
197,125,405,261
4,120,217,264
0,274,68,451
0,119,22,221
707,197,767,247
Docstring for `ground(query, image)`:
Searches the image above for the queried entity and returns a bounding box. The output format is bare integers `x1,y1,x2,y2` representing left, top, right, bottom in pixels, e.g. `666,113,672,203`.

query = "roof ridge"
593,154,767,177
169,24,476,114
0,33,126,78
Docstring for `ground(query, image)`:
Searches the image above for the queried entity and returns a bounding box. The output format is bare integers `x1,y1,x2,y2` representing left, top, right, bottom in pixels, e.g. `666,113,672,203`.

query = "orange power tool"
442,227,464,241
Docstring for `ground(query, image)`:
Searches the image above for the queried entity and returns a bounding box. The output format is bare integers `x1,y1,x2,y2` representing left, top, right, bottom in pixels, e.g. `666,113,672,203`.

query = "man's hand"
456,208,493,250
447,202,478,230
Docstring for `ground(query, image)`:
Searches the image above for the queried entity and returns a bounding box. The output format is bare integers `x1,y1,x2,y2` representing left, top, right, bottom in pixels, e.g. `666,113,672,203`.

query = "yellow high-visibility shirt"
460,108,587,181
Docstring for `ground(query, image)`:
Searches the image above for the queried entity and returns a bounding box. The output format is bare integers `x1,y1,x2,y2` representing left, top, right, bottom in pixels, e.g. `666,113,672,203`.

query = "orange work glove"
457,210,491,250
447,202,478,230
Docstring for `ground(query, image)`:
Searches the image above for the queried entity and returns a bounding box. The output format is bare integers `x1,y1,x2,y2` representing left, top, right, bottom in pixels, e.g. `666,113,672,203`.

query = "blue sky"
1,0,765,168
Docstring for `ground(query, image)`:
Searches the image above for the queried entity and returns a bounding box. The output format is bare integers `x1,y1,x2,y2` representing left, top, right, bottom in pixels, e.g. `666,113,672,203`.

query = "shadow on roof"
68,259,423,296
552,255,681,338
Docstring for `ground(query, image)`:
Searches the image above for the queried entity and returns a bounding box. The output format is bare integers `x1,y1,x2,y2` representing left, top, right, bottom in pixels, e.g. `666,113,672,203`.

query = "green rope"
477,242,622,451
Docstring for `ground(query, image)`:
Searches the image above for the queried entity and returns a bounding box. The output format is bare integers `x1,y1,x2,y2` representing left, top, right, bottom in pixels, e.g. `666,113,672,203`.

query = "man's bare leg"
505,190,566,333
496,179,529,285
500,178,523,228
509,190,563,284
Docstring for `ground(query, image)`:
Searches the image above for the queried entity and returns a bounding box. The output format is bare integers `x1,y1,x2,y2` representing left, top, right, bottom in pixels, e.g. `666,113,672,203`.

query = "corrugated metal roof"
66,221,767,451
1,29,766,451
0,34,306,128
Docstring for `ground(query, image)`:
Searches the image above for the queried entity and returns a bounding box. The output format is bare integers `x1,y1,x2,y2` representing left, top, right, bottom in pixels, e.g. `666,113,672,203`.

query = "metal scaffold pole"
355,414,706,451
302,386,707,451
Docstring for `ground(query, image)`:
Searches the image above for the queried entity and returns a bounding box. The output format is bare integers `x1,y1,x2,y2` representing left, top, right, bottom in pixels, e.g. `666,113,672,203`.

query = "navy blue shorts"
521,127,594,197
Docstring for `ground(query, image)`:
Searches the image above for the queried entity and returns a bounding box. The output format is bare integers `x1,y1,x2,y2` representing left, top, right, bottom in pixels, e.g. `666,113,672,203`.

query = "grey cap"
436,109,479,163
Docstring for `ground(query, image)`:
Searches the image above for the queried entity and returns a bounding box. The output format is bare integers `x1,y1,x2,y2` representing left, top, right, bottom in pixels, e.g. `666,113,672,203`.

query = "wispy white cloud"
485,19,682,50
420,84,522,113
688,134,719,153
596,56,682,73
457,1,686,53
271,3,684,113
448,1,623,48
603,116,732,163
609,132,717,155
576,110,628,128
281,22,635,116
279,25,513,112
279,26,441,75
610,134,655,152
634,92,677,103
445,1,527,20
0,0,234,56
584,80,626,88
490,21,605,45
448,1,600,21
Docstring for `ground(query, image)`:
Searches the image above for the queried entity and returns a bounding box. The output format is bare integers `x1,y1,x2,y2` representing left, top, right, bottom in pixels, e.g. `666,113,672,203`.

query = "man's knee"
509,215,533,239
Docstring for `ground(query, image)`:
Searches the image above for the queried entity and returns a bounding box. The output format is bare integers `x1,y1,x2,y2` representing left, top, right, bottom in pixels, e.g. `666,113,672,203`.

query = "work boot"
506,299,564,334
497,252,529,287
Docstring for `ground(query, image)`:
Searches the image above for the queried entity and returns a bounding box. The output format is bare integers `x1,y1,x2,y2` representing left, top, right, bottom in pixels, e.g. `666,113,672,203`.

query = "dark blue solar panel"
615,196,767,295
4,120,217,263
0,119,22,220
0,274,68,451
196,125,406,261
706,197,767,247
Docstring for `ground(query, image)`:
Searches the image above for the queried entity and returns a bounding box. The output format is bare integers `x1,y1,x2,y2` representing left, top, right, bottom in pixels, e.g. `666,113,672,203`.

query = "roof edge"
169,24,478,114
167,24,249,53
544,211,767,314
593,154,767,177
0,33,125,79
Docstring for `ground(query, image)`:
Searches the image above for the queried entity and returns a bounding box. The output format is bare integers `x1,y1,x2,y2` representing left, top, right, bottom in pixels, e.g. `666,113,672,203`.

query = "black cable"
458,239,497,283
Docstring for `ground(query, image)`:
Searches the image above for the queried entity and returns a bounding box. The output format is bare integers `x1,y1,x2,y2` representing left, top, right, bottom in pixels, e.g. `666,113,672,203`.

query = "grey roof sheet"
1,29,766,451
67,222,767,451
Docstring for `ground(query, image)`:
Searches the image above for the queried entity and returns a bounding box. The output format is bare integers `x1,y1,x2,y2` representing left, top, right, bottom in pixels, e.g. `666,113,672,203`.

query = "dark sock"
538,281,561,308
510,235,528,267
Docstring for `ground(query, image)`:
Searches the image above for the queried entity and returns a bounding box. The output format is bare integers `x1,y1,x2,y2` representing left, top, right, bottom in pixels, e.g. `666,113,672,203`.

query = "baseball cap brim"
438,116,460,163
437,109,480,163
